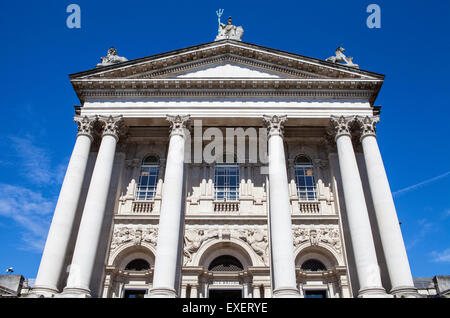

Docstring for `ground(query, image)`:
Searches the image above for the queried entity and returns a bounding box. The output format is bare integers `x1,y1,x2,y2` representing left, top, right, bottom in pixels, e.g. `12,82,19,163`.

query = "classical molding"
263,115,287,138
166,114,190,138
355,115,379,140
98,115,124,141
74,115,96,140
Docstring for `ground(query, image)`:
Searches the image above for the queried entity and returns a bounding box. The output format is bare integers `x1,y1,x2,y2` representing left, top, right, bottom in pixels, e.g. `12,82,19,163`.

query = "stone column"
32,116,96,296
330,116,387,297
149,115,190,298
62,115,123,297
253,284,261,298
356,116,417,297
263,115,300,298
190,285,198,298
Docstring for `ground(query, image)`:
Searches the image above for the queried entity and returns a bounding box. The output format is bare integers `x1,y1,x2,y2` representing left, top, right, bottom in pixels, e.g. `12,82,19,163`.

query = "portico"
31,23,417,298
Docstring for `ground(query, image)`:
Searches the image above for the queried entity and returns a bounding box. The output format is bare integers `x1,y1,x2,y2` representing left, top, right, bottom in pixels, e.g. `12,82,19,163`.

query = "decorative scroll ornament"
293,225,342,254
96,47,128,68
326,46,359,68
74,115,96,140
110,225,158,252
330,115,355,140
263,115,287,137
355,115,379,139
166,114,190,137
215,9,244,41
98,115,123,140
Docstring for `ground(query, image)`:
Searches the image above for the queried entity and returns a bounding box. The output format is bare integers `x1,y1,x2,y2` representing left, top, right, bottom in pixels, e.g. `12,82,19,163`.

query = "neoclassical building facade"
30,24,418,298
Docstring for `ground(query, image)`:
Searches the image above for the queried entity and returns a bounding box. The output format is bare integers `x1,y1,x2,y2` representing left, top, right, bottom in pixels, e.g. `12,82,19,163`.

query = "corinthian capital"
98,115,124,141
330,115,355,140
263,115,287,137
74,115,97,140
166,115,190,137
355,116,379,139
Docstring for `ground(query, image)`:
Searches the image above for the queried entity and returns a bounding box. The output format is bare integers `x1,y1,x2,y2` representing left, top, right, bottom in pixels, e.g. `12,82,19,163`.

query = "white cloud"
8,136,63,186
405,218,434,250
430,249,450,263
0,183,55,252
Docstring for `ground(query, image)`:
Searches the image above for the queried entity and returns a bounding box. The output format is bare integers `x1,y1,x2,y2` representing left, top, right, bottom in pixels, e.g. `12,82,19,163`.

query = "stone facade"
30,39,418,298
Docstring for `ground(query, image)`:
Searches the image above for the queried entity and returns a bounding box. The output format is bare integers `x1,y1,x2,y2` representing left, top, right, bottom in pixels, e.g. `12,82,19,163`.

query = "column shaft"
332,116,386,297
33,116,95,296
358,116,416,296
63,116,122,297
149,115,189,298
264,115,299,298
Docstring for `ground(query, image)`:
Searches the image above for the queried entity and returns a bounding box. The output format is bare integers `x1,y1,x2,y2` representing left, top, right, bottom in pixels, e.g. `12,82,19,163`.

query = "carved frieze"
292,225,341,254
183,225,269,266
110,225,158,252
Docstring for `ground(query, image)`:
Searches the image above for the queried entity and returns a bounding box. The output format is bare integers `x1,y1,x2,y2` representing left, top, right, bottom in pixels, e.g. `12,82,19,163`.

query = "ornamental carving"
98,115,123,140
215,9,244,41
184,229,219,265
183,225,269,266
326,47,359,68
110,225,158,252
329,115,355,140
292,225,341,254
355,115,379,139
263,115,287,137
74,115,96,139
96,47,128,68
166,114,190,137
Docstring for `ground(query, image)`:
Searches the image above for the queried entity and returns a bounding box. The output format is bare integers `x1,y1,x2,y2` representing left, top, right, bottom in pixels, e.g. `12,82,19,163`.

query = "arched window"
125,259,150,271
214,154,239,201
208,255,244,272
301,259,327,272
136,155,160,201
294,155,317,201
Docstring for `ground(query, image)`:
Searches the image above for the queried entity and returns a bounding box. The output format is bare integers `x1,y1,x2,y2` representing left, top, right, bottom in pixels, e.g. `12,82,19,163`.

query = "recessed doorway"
208,289,243,299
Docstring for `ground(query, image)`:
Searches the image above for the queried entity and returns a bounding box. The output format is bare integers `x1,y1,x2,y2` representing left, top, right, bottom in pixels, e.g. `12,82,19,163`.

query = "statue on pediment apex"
96,46,128,68
215,9,244,41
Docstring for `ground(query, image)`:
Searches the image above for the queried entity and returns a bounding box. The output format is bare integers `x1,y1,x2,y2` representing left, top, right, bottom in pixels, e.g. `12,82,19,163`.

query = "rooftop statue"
326,46,359,68
96,47,128,68
215,9,244,41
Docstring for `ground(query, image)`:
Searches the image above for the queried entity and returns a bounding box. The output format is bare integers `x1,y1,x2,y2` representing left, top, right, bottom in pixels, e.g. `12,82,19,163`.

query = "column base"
28,285,59,298
272,287,301,298
390,286,421,298
60,287,92,298
358,287,392,298
147,287,177,298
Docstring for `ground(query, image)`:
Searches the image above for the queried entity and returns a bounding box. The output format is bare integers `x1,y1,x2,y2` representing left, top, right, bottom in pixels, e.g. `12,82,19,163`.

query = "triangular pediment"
167,61,286,79
71,40,384,81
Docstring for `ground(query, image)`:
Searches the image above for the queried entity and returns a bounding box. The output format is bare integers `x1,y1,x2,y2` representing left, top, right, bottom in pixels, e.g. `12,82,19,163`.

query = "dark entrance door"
124,289,147,298
304,290,327,298
208,289,243,299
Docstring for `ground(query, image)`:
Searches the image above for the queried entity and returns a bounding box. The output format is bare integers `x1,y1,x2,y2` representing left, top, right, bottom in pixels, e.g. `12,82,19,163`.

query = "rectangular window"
295,165,317,201
214,165,239,201
136,165,159,200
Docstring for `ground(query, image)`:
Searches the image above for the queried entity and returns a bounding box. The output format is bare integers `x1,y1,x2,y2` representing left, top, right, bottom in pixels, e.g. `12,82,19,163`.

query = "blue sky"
0,0,449,279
